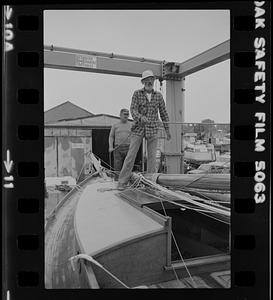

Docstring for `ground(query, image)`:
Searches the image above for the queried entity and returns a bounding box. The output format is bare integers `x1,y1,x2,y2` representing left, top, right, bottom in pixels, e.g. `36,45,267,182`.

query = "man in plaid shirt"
117,70,171,189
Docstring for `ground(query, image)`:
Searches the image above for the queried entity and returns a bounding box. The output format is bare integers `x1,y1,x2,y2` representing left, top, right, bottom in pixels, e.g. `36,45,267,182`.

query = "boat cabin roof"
75,180,164,256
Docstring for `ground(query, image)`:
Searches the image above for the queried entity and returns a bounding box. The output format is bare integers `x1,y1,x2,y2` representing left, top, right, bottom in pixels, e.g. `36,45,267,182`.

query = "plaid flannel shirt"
130,88,170,138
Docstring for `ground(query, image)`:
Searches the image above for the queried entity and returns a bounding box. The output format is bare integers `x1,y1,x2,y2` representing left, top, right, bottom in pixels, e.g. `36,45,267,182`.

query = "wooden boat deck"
45,174,102,288
45,179,86,288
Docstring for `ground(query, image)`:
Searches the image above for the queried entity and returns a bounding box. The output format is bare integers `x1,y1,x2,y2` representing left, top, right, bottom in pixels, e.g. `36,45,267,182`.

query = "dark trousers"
113,144,130,180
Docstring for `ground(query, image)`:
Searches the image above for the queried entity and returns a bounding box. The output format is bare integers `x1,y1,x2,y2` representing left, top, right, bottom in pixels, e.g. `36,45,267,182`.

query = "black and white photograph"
44,10,231,289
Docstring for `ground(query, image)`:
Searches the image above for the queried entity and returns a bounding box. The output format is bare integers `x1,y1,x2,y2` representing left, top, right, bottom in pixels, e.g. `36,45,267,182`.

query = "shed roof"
45,101,94,124
45,114,133,128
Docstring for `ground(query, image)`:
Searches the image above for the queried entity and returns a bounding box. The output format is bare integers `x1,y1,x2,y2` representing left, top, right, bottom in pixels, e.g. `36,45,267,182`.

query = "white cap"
141,70,155,82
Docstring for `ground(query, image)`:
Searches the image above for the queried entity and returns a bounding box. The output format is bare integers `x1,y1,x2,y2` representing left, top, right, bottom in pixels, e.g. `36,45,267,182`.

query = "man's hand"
109,146,114,152
166,132,171,141
140,116,150,124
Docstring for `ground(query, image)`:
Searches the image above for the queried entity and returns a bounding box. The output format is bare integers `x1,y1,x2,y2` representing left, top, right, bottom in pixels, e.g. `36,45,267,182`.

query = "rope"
146,184,183,286
138,175,229,283
170,230,198,288
154,183,198,288
120,174,143,191
76,163,86,183
62,153,229,219
69,254,130,289
134,173,212,287
140,188,227,223
143,178,230,224
176,186,226,203
173,189,229,211
142,176,230,217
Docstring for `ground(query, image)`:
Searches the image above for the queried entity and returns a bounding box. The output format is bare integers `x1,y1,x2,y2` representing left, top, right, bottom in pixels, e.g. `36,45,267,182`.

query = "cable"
70,254,130,289
143,176,230,217
154,184,198,288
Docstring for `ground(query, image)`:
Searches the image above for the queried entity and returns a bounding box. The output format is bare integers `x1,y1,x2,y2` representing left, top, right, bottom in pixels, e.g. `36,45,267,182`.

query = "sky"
44,10,230,123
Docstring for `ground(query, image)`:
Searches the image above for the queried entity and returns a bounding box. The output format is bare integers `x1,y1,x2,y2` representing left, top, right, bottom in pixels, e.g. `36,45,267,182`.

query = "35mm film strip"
2,2,271,299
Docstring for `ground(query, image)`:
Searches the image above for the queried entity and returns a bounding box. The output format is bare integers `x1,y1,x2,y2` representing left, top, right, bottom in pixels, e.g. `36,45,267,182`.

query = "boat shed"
45,114,144,181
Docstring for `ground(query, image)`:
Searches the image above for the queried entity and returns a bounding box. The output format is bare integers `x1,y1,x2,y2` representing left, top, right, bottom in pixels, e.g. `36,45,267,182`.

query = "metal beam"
44,45,164,64
164,79,184,174
44,40,229,79
178,40,230,77
44,46,164,78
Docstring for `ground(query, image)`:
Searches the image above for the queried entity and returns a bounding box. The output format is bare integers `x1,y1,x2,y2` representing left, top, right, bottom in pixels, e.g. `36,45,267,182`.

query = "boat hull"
45,173,230,289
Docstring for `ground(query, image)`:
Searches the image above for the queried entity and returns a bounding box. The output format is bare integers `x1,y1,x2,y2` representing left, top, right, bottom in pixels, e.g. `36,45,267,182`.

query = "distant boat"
216,152,230,163
184,142,216,164
187,161,230,175
45,170,230,289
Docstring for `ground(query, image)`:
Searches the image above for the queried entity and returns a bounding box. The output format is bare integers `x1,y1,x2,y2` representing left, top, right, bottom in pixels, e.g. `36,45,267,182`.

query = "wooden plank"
52,128,61,136
83,137,92,176
166,217,172,267
45,128,53,136
77,129,91,136
58,137,72,177
68,128,77,136
60,128,69,136
70,137,85,181
142,206,169,226
45,137,57,177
